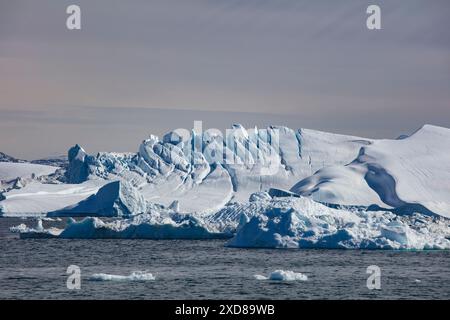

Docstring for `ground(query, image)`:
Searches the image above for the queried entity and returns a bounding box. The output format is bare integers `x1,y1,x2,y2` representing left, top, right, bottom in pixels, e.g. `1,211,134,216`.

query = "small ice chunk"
89,271,155,281
254,270,307,281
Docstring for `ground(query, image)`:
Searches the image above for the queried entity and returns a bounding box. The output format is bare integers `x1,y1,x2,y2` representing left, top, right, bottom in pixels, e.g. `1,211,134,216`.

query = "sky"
1,0,449,159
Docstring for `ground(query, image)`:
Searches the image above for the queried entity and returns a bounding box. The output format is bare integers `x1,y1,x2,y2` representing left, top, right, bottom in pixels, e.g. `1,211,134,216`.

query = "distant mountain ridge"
0,152,68,168
0,152,26,163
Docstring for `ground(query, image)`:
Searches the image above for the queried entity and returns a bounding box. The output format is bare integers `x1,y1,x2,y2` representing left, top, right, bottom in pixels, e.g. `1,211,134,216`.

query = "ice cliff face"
48,180,148,217
66,125,370,214
67,144,90,183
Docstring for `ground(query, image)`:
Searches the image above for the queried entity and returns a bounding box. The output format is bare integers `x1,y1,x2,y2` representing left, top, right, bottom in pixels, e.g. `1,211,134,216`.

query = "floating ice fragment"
89,271,155,281
254,270,307,281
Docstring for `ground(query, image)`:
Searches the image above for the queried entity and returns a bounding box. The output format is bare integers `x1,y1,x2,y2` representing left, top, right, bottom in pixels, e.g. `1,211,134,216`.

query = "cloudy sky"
1,0,449,159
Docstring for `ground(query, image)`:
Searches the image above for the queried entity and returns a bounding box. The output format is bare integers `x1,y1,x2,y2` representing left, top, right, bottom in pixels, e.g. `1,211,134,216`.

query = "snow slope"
0,152,25,163
0,162,58,181
291,125,450,218
0,180,108,216
48,180,148,217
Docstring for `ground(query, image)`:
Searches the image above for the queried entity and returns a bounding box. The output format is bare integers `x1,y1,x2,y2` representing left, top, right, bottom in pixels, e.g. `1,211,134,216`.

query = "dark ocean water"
0,218,449,299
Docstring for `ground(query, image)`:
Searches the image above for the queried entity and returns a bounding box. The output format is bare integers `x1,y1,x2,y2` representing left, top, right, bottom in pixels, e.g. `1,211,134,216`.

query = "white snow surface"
254,270,308,281
0,180,108,216
291,125,450,218
45,206,232,239
0,162,58,181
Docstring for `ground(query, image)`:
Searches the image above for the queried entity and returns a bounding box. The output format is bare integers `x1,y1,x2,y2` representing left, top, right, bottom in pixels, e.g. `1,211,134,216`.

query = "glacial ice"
48,180,148,217
67,144,90,183
10,220,61,238
0,180,109,216
0,162,58,181
45,209,232,239
12,195,450,249
227,197,450,249
254,270,308,281
3,124,450,249
57,125,370,214
89,271,155,281
291,125,450,218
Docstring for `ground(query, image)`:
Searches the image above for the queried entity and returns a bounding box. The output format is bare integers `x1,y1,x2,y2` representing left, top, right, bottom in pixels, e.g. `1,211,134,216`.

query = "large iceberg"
58,125,370,214
2,124,450,249
227,197,450,250
291,125,450,218
59,214,231,239
12,195,450,249
13,207,232,240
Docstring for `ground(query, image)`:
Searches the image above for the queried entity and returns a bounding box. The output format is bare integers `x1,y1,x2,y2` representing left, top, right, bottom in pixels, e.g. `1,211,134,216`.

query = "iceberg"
10,220,61,238
14,209,232,240
89,271,155,281
57,125,370,214
291,125,450,218
0,162,58,181
0,180,109,217
226,197,450,250
2,124,450,249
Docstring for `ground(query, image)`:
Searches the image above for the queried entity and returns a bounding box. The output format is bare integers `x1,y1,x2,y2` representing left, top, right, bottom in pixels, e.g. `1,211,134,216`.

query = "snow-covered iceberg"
0,180,109,217
59,215,230,239
59,125,370,214
291,125,450,218
227,197,450,250
10,220,61,238
11,195,450,250
2,124,450,249
13,209,232,240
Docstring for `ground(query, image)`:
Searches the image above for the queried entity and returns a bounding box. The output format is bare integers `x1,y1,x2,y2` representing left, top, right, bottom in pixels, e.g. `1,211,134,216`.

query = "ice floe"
254,270,308,281
89,271,155,281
